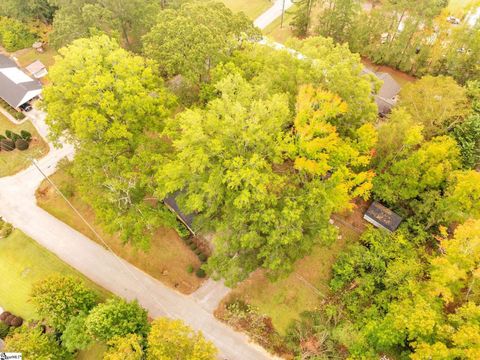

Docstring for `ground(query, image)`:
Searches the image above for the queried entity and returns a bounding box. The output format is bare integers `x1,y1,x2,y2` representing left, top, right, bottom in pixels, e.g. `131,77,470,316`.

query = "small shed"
363,201,402,232
26,60,48,79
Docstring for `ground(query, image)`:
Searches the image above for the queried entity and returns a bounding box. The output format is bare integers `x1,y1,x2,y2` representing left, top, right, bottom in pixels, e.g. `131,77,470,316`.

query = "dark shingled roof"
364,201,403,232
0,54,42,108
164,194,195,233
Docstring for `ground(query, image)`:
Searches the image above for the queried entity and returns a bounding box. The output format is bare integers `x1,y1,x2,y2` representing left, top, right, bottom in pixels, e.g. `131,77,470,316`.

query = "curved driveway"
0,110,274,360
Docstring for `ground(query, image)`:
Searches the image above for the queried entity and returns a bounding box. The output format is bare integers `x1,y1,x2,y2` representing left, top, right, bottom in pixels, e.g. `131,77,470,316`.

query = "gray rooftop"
364,201,403,232
0,54,42,108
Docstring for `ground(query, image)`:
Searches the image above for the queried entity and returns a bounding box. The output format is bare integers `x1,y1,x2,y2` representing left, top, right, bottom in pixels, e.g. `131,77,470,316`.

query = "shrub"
185,239,193,246
5,315,16,326
20,130,32,142
199,254,207,262
186,265,194,274
10,317,23,327
0,311,11,321
15,138,29,151
0,139,15,151
195,268,206,278
0,222,13,238
5,130,20,141
0,322,9,339
59,182,75,198
189,243,197,251
176,222,191,239
194,249,202,256
0,134,5,140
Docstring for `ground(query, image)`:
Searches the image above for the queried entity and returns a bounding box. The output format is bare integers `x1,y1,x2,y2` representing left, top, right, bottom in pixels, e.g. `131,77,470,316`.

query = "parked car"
19,103,32,112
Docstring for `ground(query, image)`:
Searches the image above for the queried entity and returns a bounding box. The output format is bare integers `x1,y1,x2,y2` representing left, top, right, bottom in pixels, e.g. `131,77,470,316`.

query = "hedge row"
0,311,24,338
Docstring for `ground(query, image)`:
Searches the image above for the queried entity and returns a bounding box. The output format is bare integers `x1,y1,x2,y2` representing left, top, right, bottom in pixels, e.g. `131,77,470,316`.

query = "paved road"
254,0,294,29
0,110,274,360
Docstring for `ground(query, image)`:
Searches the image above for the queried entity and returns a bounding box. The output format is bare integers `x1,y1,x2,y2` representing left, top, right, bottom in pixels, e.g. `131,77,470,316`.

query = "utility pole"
280,0,286,28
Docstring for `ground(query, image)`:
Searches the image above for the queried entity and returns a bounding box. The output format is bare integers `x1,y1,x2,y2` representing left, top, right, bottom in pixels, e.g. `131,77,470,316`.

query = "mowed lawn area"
36,167,204,294
223,223,360,334
13,46,57,69
0,229,108,320
0,113,49,177
220,0,271,20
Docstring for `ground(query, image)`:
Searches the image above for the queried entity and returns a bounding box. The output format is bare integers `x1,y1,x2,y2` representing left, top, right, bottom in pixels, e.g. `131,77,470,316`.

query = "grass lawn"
0,113,49,177
223,223,360,335
36,167,204,295
13,46,57,70
220,0,272,20
263,6,296,43
0,229,109,320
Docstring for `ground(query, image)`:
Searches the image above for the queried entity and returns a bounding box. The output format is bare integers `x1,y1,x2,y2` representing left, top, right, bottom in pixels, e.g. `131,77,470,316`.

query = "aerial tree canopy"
49,0,161,50
156,74,376,284
147,318,217,360
399,75,471,138
44,35,177,248
30,275,98,331
143,1,260,84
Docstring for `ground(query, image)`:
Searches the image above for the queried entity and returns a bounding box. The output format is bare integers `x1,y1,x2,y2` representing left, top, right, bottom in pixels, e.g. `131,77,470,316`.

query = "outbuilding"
363,201,403,232
25,60,48,79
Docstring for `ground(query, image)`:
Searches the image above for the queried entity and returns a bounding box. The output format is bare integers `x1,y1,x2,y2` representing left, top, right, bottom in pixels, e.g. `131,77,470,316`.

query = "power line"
31,158,174,317
2,138,174,317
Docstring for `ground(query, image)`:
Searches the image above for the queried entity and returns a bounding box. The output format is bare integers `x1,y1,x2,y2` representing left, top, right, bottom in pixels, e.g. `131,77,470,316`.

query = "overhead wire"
1,135,174,317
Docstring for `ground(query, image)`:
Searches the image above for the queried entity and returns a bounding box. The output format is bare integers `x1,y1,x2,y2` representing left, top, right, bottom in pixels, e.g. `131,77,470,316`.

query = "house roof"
164,194,195,233
376,72,401,99
375,95,395,115
25,60,46,74
0,54,42,108
363,201,403,232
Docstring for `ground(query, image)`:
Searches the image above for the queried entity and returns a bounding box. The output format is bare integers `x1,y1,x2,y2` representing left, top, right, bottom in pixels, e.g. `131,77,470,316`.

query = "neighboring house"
0,54,42,110
26,60,48,79
362,68,401,116
363,201,403,232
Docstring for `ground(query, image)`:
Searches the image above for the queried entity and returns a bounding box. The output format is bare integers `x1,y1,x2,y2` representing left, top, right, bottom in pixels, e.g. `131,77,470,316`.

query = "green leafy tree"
290,0,316,37
143,1,259,84
0,16,36,51
0,0,56,23
30,275,98,331
286,36,378,134
156,75,376,284
49,0,160,49
399,76,471,138
316,0,361,43
85,298,149,342
373,136,461,207
61,313,92,352
147,318,217,360
104,334,144,360
453,114,480,169
4,325,72,360
434,170,480,225
44,35,177,248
